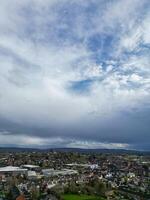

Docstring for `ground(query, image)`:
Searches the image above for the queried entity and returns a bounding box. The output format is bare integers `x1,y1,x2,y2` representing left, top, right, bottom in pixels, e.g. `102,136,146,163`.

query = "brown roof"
16,195,26,200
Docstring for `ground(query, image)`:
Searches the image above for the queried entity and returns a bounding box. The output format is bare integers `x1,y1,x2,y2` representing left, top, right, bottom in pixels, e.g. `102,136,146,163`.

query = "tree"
95,181,106,196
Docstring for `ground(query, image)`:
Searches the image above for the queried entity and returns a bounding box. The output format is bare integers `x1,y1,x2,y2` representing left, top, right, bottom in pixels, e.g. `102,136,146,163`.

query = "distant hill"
0,147,149,155
51,148,150,155
0,147,38,152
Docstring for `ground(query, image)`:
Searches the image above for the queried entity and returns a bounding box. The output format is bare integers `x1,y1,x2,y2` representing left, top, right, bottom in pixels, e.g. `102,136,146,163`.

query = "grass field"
62,194,105,200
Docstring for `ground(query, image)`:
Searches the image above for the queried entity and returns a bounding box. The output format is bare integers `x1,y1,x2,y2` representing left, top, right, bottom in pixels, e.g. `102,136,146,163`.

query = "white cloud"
142,13,150,44
120,27,142,52
0,131,64,147
0,0,149,147
0,131,129,149
67,140,129,149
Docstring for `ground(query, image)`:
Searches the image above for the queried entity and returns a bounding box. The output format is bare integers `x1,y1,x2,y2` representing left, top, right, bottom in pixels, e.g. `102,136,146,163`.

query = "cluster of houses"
0,151,149,200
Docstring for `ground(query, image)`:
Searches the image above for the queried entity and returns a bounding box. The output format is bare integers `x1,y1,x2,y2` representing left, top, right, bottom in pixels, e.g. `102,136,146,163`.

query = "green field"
62,194,105,200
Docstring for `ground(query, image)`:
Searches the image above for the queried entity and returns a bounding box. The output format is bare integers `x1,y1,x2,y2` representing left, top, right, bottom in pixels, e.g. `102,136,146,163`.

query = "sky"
0,0,150,150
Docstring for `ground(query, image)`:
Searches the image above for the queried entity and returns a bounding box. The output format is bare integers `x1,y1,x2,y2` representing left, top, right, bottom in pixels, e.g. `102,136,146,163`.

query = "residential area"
0,149,149,200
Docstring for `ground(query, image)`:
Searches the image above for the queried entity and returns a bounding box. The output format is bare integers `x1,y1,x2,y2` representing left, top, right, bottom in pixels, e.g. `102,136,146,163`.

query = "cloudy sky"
0,0,150,150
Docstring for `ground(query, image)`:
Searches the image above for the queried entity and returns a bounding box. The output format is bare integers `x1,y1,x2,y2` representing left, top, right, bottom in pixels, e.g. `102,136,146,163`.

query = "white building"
0,166,27,175
27,170,37,180
22,165,39,171
42,168,78,177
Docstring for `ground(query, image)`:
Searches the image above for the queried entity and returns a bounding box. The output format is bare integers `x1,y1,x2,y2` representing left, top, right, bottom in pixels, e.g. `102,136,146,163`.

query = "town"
0,149,149,200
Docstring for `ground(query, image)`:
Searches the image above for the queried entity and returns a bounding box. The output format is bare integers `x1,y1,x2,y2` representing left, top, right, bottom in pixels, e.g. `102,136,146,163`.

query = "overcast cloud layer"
0,0,150,150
